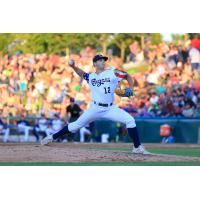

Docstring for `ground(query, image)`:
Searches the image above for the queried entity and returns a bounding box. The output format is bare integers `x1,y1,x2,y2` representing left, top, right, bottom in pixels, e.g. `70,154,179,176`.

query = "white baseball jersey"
189,47,200,63
38,118,48,131
83,68,127,104
52,119,64,131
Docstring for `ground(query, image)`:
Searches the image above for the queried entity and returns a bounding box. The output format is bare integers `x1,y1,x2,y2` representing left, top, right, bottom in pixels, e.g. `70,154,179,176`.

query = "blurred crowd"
0,35,200,123
120,36,200,118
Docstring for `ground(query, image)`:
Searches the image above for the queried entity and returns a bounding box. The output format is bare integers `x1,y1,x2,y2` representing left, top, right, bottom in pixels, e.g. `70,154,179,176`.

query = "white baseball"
68,59,75,66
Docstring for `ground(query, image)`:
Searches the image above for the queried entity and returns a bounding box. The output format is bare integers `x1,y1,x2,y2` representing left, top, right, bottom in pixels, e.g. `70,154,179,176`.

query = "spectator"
189,46,200,71
182,103,196,118
149,92,159,104
162,134,175,143
46,113,65,141
16,114,36,142
51,113,64,131
146,68,159,85
33,113,49,141
138,103,153,117
0,117,10,142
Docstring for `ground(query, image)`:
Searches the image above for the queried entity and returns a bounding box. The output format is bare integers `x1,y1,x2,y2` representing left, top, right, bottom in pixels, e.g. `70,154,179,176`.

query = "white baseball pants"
68,103,136,133
80,127,91,142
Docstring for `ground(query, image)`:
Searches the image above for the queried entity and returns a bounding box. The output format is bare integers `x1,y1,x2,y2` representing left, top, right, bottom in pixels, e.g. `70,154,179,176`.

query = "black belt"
94,101,113,107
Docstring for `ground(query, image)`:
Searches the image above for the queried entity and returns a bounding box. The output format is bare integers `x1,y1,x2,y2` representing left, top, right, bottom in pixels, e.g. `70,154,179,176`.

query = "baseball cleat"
132,145,152,155
41,135,53,145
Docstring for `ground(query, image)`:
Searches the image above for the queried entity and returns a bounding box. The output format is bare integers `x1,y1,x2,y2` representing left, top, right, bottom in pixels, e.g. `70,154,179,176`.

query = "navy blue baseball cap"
93,54,108,63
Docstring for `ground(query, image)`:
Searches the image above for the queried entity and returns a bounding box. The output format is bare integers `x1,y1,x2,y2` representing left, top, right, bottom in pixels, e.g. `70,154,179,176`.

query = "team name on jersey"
91,78,111,87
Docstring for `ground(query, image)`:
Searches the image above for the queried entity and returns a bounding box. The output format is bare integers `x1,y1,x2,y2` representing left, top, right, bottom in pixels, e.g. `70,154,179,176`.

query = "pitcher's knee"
68,122,83,133
126,119,136,128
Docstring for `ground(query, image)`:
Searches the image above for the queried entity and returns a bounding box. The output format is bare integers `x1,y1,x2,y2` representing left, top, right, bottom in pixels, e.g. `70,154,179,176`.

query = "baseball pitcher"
41,54,150,154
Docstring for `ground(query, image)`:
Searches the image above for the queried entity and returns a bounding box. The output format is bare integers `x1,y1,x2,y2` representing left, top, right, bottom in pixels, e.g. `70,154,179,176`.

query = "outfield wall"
94,118,200,143
1,117,200,143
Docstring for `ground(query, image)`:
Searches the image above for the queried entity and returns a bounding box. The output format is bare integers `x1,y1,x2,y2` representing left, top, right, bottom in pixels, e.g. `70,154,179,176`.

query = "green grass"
149,148,200,157
94,147,200,157
126,65,149,74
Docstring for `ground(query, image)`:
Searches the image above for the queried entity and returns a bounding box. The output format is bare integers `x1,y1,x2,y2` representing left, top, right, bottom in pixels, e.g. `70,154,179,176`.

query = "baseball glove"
115,88,133,97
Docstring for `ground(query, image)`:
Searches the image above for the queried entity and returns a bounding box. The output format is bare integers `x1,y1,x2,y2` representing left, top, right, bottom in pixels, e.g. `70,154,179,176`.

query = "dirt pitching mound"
0,143,200,163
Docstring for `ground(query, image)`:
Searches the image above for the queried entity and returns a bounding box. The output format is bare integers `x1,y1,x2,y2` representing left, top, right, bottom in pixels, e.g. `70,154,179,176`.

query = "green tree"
25,33,67,54
1,33,68,54
96,33,113,55
110,33,162,61
63,33,101,53
171,34,185,44
188,33,200,39
136,33,162,47
111,33,138,61
0,33,163,56
0,33,16,54
151,33,163,44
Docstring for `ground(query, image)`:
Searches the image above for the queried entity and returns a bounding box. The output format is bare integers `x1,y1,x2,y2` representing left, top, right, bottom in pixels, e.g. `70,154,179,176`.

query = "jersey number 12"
104,87,111,94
